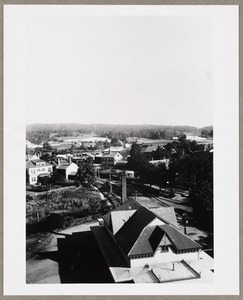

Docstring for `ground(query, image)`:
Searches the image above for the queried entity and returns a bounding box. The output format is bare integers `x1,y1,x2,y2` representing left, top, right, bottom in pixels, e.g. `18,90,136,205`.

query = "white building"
91,199,213,283
26,157,53,185
56,157,78,180
101,152,123,169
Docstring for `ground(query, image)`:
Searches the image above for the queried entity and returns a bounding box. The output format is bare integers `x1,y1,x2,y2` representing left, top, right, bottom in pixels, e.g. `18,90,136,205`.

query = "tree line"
127,137,213,231
26,123,213,144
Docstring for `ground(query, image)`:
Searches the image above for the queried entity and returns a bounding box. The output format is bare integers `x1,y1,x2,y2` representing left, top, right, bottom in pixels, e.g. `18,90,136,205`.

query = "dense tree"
153,145,170,160
127,143,151,180
43,141,52,150
200,126,213,138
128,139,213,231
76,158,96,185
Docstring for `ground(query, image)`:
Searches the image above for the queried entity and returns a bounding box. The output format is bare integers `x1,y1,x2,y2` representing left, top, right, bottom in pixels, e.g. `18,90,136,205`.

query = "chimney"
69,156,72,165
121,173,127,204
57,158,61,166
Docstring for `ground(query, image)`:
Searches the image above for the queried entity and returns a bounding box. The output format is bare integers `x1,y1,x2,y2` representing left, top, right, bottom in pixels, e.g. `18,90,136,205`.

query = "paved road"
98,178,193,213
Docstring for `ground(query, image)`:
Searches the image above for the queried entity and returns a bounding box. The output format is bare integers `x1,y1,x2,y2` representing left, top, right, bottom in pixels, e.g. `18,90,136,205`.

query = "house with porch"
26,156,53,185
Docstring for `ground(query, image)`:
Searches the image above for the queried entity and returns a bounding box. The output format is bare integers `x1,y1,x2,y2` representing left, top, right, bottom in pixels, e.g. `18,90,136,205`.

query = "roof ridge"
114,205,156,255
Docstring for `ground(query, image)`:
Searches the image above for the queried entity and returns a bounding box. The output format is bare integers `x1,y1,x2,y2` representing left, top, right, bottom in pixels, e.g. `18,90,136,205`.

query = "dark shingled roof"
129,226,155,256
149,225,165,252
130,224,202,257
158,225,202,252
115,206,156,255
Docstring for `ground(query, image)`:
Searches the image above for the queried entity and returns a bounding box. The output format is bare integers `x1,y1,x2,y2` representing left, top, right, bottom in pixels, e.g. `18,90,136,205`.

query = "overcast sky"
25,14,213,127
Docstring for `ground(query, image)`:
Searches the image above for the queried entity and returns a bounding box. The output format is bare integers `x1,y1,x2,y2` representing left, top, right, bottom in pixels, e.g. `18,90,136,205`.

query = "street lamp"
182,213,189,235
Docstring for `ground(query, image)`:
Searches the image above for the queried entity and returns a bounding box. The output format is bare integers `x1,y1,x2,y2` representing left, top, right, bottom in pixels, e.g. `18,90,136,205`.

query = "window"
160,246,169,252
48,167,51,172
42,168,45,171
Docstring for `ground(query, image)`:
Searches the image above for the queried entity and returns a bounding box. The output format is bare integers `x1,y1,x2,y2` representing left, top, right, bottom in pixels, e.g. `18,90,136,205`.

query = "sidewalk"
143,184,189,204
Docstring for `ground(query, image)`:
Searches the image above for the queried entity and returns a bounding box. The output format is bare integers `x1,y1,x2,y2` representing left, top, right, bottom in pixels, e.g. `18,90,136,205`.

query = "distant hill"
26,123,213,144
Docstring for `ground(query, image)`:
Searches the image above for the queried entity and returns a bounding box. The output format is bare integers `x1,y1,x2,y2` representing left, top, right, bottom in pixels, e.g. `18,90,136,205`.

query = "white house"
56,156,78,180
26,157,53,185
101,152,123,169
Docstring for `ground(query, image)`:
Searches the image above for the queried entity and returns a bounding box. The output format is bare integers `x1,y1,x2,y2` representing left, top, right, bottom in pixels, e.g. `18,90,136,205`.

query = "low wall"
130,248,199,268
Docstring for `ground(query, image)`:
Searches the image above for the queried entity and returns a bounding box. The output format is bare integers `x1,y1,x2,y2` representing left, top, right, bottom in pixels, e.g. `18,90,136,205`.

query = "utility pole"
121,170,127,204
109,167,112,193
182,213,188,235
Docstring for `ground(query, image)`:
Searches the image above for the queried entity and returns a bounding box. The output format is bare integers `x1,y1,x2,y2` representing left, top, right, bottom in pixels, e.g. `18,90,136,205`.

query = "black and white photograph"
3,4,239,295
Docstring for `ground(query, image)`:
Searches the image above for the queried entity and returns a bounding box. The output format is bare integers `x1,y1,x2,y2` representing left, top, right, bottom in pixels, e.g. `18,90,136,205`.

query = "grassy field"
26,186,104,226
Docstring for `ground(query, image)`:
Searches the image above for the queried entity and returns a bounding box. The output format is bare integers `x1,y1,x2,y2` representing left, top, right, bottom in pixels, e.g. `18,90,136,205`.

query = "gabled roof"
26,161,36,168
115,206,156,255
102,199,141,231
100,199,201,259
26,159,53,169
26,154,39,161
150,207,179,228
157,225,202,252
130,223,201,257
144,146,157,153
